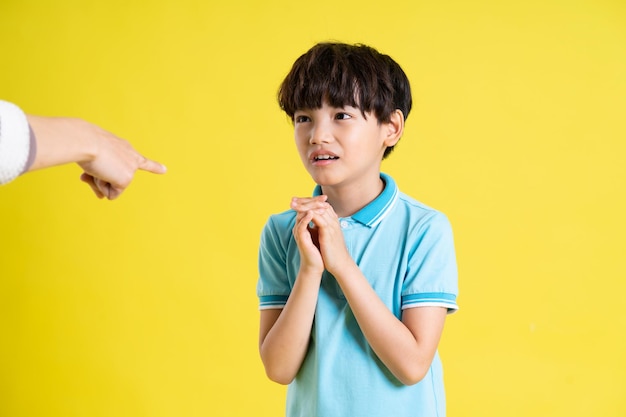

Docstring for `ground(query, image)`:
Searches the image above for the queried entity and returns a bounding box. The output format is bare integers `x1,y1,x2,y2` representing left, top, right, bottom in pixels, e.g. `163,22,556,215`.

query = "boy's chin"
307,172,339,187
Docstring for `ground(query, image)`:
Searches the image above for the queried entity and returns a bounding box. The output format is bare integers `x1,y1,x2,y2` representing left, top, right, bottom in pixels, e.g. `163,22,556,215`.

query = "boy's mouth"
313,155,339,161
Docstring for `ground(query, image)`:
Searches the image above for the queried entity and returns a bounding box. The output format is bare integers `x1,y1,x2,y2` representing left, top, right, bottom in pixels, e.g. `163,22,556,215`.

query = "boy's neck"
321,175,385,218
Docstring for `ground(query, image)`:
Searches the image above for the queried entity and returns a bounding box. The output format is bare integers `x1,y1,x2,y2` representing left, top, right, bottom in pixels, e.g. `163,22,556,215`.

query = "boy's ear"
383,109,404,147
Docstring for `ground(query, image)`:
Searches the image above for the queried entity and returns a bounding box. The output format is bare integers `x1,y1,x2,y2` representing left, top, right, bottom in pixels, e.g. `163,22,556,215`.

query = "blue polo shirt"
257,173,458,417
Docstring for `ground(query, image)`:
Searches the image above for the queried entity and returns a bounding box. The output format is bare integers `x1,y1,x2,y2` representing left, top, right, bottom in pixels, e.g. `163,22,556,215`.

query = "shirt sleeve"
256,216,291,310
401,211,459,313
0,100,35,185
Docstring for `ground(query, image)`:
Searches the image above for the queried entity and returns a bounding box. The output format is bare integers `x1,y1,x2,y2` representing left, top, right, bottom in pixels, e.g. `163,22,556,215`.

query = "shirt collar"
312,172,398,228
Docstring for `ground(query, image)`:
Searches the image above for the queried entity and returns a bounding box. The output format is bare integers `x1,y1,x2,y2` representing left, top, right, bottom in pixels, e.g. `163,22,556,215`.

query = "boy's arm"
259,204,325,385
258,269,320,385
297,199,447,385
330,259,447,385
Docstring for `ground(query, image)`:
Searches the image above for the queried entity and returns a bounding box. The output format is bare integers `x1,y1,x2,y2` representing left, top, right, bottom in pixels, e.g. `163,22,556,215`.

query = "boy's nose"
310,123,332,144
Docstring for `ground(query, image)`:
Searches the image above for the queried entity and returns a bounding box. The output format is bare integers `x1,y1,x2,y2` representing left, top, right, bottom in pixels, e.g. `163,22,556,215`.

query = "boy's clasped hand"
290,195,349,275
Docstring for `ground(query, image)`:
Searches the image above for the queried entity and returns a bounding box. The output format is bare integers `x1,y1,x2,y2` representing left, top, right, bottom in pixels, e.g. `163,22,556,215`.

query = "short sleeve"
0,100,33,185
401,212,459,313
257,216,291,310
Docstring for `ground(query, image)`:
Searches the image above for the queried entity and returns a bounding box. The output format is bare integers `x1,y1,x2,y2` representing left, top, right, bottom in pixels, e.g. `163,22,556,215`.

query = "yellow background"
1,0,625,416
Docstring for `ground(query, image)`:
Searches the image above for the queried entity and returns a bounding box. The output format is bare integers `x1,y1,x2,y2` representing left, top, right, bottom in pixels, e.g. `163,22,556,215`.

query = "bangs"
278,43,394,121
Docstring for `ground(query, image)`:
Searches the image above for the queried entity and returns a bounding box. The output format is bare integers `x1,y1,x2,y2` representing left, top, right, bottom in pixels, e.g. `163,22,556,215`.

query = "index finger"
291,195,328,205
138,156,167,174
291,195,328,212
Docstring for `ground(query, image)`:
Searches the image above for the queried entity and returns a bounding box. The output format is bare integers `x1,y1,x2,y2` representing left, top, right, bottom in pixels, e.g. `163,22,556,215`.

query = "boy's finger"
292,195,327,204
291,196,328,211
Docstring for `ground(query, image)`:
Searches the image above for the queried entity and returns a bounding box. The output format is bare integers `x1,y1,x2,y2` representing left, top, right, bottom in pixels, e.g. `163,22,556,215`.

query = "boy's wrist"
325,257,358,283
298,265,324,281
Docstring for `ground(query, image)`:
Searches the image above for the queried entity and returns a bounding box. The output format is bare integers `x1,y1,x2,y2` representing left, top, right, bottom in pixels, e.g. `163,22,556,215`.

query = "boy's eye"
335,112,351,120
295,115,310,123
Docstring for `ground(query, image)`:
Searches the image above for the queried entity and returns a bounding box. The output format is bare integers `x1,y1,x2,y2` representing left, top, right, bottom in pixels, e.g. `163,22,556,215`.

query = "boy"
257,42,458,417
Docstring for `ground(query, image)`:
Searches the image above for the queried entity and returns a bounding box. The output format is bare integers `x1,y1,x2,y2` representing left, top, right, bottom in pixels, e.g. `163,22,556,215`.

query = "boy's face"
293,101,400,190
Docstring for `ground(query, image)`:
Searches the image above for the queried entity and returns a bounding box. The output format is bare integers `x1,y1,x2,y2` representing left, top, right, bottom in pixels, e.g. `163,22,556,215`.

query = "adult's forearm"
26,116,97,171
